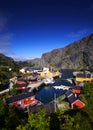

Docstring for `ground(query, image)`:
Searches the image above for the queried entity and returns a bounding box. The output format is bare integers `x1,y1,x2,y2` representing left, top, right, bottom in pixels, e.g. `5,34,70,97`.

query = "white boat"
43,77,55,85
53,85,71,90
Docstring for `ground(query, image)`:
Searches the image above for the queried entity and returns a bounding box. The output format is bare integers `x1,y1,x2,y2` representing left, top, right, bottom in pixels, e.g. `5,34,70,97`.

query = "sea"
35,69,74,104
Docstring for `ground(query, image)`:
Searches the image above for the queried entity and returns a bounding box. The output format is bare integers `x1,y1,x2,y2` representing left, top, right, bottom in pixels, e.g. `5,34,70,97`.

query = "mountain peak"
27,34,93,70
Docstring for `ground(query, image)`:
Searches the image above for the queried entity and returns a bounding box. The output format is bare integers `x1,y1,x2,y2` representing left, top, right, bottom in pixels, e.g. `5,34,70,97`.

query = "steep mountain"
18,58,42,68
0,53,20,68
27,34,93,70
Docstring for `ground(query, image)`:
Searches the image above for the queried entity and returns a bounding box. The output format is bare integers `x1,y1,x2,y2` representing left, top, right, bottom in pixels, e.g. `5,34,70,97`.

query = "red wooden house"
65,90,85,109
71,99,85,109
6,92,38,110
16,79,28,90
72,86,82,94
17,84,27,90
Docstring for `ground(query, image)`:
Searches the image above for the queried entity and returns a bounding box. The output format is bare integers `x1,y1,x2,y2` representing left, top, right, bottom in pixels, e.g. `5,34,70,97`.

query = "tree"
16,109,50,130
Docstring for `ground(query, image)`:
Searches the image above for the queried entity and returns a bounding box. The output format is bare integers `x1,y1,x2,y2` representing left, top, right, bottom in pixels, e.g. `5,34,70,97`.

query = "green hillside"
0,82,93,130
0,53,20,84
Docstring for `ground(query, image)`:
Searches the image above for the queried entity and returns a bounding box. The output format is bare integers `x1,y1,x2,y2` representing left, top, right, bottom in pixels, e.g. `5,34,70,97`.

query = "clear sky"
0,0,93,61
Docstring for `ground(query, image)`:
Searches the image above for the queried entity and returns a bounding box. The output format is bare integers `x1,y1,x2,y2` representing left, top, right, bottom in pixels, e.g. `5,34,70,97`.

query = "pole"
54,93,56,112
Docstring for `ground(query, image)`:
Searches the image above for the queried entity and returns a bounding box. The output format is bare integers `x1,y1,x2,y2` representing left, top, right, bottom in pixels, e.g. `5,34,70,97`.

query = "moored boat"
43,77,55,86
53,85,71,90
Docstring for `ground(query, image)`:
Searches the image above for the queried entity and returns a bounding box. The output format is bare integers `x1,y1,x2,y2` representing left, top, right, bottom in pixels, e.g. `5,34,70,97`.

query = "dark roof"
17,79,27,82
65,90,79,104
27,68,41,71
6,92,34,104
28,77,37,81
16,75,22,79
73,86,81,90
21,88,30,92
77,73,91,78
29,101,55,115
17,84,27,87
50,78,75,87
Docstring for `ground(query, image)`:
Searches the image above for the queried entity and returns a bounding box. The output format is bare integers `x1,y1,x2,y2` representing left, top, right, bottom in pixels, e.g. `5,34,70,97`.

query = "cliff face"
0,53,20,68
30,34,93,70
1,34,93,70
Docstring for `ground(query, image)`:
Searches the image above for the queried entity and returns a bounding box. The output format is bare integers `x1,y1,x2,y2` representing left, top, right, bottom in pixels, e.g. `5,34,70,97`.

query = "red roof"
72,89,81,94
71,99,85,109
72,86,82,94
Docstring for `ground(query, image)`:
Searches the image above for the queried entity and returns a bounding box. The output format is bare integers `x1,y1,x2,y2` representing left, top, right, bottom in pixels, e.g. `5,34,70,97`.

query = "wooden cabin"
6,92,38,109
73,71,93,83
17,84,27,90
72,86,82,94
16,79,28,90
65,90,85,109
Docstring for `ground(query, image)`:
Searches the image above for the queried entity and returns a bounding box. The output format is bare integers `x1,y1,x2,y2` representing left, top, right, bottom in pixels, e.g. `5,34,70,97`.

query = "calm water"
35,69,74,104
35,86,67,104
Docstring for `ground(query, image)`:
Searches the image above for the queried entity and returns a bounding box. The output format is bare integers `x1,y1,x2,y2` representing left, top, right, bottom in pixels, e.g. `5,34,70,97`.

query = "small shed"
72,86,82,94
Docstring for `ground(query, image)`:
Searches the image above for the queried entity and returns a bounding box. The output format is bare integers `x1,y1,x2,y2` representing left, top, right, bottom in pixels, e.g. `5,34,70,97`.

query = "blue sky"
0,0,93,61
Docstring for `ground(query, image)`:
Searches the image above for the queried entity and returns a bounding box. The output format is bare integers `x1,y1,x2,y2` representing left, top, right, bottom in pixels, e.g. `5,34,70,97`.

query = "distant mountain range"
26,34,93,70
0,34,93,70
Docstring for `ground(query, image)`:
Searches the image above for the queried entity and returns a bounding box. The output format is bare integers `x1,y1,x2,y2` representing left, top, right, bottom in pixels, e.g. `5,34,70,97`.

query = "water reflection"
36,78,74,104
35,86,67,104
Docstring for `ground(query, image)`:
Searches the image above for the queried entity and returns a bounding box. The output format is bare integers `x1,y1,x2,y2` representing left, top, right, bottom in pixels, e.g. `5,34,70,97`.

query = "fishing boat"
43,77,55,86
53,85,71,90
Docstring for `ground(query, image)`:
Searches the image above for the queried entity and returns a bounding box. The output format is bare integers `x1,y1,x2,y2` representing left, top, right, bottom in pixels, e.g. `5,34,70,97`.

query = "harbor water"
35,69,74,104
